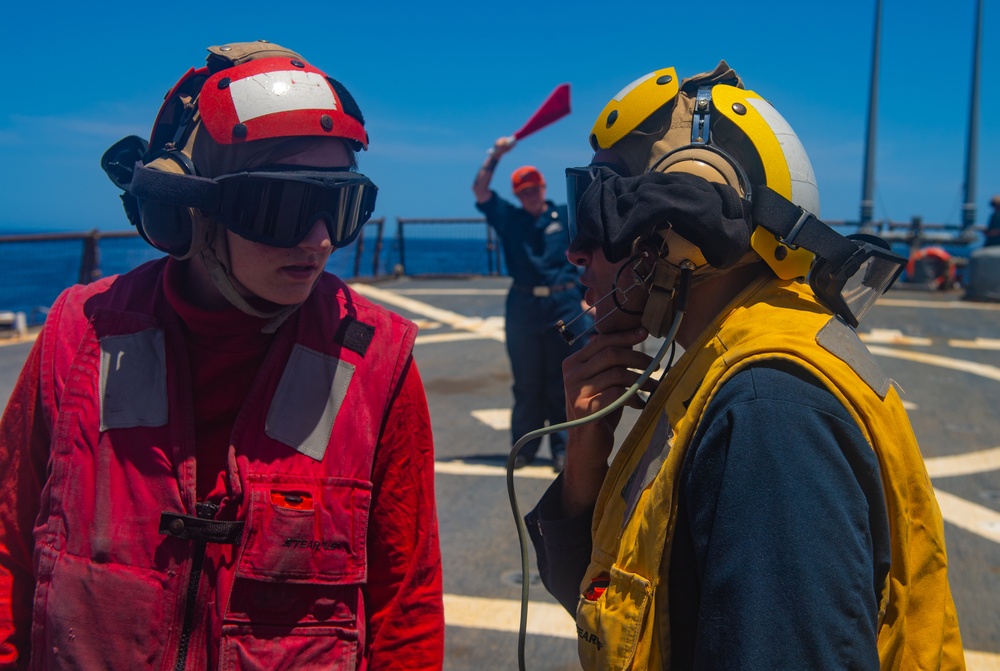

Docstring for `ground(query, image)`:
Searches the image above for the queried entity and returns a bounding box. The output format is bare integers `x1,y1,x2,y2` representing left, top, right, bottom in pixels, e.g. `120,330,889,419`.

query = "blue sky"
2,0,996,234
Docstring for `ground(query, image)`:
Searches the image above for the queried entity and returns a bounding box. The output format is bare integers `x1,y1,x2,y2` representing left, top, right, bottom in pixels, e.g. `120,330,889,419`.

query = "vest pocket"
237,475,371,584
223,476,371,669
36,550,171,670
220,624,358,671
575,566,652,671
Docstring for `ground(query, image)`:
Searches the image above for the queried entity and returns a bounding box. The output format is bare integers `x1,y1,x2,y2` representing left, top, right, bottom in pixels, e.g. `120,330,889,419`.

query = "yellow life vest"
576,275,965,670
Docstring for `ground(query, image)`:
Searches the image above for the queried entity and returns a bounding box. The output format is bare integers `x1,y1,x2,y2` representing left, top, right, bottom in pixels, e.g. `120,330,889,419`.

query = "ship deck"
2,275,999,670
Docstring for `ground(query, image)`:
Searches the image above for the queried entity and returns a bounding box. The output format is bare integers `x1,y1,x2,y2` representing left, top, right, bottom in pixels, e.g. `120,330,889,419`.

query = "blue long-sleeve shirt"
476,192,581,289
527,360,891,670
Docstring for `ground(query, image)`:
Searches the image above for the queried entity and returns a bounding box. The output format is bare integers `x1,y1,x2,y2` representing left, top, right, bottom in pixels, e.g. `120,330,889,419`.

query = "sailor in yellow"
526,62,965,670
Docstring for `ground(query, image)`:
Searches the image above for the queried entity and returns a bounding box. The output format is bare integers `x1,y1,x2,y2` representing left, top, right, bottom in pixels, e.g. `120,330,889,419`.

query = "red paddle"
489,84,571,153
513,83,571,140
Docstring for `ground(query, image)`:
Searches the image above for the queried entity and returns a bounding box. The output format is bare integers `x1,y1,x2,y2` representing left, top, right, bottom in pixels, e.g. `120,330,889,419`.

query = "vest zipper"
173,502,219,671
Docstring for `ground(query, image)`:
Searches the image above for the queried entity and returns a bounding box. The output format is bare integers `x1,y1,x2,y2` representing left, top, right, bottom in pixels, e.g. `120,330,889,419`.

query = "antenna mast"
961,0,983,234
860,0,882,232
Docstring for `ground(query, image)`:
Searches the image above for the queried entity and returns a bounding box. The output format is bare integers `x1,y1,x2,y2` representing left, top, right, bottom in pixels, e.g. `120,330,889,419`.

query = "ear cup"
649,146,747,196
135,152,209,259
138,199,196,257
644,147,750,268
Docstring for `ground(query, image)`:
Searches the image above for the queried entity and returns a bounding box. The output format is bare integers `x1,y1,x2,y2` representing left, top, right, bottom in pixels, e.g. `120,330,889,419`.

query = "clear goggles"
211,169,377,248
809,234,905,328
565,164,626,250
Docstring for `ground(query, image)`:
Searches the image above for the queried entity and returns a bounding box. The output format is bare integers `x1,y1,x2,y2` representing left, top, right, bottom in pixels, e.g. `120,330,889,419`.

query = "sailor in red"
0,41,444,671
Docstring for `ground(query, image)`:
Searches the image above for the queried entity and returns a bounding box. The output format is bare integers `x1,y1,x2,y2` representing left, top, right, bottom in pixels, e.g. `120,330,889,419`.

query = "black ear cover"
101,135,198,255
578,168,752,267
101,135,148,190
101,136,149,231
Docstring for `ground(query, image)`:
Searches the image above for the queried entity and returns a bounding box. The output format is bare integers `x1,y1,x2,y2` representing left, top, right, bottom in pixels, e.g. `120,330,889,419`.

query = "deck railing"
393,218,501,277
0,217,987,325
1,219,384,324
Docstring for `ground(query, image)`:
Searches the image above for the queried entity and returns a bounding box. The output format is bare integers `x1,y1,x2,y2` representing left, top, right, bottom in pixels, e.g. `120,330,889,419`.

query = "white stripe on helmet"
229,70,337,123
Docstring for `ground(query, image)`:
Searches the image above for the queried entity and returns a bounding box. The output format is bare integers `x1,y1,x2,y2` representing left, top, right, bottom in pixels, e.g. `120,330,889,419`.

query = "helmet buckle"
778,209,812,251
691,87,714,144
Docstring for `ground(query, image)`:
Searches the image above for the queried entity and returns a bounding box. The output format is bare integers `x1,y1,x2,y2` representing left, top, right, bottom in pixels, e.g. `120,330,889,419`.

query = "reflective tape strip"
99,329,168,430
229,71,336,123
265,344,354,460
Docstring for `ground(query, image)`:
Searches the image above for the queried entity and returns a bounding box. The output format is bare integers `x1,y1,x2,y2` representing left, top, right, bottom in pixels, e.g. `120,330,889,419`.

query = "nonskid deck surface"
1,276,998,669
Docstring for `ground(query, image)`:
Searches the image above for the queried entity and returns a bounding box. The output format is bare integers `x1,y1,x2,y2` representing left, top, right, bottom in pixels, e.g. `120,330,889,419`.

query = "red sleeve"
362,357,444,671
0,336,51,669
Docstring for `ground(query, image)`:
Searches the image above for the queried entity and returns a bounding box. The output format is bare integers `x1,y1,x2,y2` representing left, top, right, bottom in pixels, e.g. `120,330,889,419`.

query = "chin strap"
198,228,301,334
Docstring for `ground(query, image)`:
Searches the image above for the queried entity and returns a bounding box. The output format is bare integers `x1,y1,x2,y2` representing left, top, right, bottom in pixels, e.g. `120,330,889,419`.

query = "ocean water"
1,224,982,325
0,231,503,325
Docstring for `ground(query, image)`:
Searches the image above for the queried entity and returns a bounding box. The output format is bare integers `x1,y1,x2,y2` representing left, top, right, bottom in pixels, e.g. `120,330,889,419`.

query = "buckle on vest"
159,512,245,545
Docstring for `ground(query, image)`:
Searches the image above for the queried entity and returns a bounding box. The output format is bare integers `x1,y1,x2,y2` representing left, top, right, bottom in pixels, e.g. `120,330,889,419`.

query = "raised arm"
472,137,515,204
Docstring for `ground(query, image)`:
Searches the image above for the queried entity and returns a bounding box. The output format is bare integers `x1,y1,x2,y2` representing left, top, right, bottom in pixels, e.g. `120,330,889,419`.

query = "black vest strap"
159,512,244,545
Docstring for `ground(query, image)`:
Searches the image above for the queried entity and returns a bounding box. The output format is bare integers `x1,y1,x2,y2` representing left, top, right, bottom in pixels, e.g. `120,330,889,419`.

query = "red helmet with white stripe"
148,50,368,159
100,41,373,262
198,57,367,149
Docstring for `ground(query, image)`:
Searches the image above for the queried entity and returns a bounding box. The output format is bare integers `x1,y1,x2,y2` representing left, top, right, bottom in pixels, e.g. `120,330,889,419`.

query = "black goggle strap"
751,186,862,271
130,160,220,210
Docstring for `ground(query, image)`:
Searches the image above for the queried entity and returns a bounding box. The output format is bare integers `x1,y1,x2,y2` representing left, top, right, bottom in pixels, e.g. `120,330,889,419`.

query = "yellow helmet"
588,61,820,280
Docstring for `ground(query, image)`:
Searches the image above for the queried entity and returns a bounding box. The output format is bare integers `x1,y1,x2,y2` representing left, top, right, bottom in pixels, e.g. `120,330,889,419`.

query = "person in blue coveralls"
985,194,1000,247
473,137,591,472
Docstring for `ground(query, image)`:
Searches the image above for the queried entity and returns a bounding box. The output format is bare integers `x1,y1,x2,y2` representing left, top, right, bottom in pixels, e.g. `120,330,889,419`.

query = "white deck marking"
933,488,1000,544
867,346,1000,382
434,460,555,480
443,594,1000,667
948,337,1000,350
859,329,932,346
471,409,510,430
359,282,1000,639
350,283,506,341
0,332,38,348
965,650,1000,670
878,297,1000,311
416,332,499,345
444,594,575,639
925,447,1000,478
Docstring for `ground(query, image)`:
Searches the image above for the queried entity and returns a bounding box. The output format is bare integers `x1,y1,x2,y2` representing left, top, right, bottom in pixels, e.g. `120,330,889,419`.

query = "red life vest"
29,259,416,671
